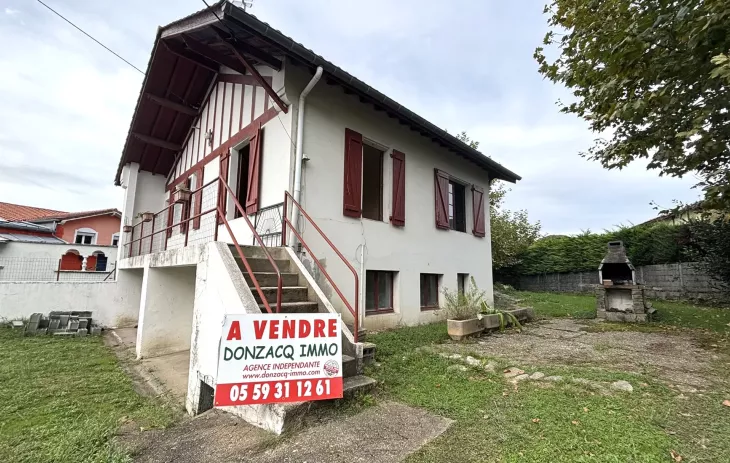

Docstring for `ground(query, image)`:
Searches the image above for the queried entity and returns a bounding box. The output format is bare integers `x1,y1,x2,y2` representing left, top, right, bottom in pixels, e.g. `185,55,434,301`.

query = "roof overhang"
115,1,520,185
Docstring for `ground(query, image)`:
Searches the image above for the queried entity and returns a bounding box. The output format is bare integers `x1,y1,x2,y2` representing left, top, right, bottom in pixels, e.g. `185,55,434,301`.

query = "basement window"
448,181,466,232
420,273,441,310
361,144,383,221
366,270,394,314
458,273,469,295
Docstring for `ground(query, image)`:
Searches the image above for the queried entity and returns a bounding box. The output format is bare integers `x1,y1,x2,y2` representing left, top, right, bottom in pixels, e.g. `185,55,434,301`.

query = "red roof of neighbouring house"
0,202,66,222
0,202,120,223
31,208,121,222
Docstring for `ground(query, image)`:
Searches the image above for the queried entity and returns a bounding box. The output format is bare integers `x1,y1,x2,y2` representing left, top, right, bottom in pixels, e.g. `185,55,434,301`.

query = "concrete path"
123,402,451,463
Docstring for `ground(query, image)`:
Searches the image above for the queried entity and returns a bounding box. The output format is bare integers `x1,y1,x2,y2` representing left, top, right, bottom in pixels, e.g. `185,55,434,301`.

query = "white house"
112,1,520,432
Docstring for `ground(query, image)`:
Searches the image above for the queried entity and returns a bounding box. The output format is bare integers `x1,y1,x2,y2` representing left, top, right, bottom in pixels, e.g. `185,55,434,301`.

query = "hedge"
509,223,689,276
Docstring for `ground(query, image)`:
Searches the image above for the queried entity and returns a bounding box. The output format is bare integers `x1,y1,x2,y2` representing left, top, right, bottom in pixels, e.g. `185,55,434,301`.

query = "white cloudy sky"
0,0,701,234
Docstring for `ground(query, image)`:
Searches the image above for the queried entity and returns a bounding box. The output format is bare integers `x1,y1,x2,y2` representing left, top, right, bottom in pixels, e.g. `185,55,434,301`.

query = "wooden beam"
163,40,219,73
211,30,289,114
210,26,282,70
181,34,249,76
132,132,182,151
145,93,198,117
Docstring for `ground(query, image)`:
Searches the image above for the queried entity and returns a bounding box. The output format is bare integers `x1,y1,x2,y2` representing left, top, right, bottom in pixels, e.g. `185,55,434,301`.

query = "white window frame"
74,228,98,245
111,233,120,246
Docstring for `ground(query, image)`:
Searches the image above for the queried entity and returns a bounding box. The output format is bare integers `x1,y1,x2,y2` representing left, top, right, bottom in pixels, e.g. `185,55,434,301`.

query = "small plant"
480,300,522,332
443,280,484,321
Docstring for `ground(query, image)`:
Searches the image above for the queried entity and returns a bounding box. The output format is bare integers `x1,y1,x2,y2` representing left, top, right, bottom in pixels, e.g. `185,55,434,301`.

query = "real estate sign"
214,313,343,407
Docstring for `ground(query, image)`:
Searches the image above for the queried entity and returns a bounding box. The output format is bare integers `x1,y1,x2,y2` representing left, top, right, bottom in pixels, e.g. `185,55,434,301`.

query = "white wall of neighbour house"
285,64,495,330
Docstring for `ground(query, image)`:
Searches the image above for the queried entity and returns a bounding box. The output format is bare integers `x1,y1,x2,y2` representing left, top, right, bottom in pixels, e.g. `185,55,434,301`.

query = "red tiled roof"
31,208,122,222
0,202,120,222
0,202,66,222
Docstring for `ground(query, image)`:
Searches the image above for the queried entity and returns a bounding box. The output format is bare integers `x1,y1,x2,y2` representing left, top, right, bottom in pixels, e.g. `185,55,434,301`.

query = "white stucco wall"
285,63,496,330
133,170,168,219
0,268,142,327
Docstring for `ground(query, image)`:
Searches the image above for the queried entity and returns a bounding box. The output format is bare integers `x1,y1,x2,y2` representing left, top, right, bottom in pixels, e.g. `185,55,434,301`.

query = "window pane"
428,275,438,306
75,235,83,244
378,272,391,309
84,235,92,244
365,271,376,310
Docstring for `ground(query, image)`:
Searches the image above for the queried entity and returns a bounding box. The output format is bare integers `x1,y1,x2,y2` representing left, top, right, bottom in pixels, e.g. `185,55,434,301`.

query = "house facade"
112,1,520,431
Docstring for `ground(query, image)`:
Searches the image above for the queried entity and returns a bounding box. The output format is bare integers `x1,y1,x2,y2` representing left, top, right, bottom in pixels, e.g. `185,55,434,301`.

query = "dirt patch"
438,318,725,389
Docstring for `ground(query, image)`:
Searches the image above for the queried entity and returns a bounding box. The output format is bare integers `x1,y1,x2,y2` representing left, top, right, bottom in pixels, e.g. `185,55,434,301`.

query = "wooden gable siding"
168,74,275,185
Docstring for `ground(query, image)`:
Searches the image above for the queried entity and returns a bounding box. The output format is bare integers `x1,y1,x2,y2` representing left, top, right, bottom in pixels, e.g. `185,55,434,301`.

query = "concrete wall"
0,268,142,327
136,266,196,358
285,63,496,329
0,241,118,281
513,262,727,301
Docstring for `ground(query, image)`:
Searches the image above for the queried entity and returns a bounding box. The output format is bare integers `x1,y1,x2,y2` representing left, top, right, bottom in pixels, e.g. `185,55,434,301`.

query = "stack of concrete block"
24,311,102,337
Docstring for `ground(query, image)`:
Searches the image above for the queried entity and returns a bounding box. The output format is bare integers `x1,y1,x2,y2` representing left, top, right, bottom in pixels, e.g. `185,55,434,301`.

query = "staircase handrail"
282,191,359,342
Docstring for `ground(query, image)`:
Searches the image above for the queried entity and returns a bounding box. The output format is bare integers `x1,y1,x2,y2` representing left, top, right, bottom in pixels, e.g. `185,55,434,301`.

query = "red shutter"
246,126,263,215
218,151,230,224
472,185,486,237
343,128,363,218
434,169,449,229
193,168,203,230
390,150,406,226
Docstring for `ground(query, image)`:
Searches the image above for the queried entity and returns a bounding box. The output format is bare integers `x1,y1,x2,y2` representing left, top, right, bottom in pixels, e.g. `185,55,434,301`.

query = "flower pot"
140,212,154,223
122,225,133,233
173,187,191,203
447,318,483,341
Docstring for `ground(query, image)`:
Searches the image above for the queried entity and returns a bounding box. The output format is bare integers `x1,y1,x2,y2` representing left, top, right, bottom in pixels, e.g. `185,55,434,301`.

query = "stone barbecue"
595,241,655,322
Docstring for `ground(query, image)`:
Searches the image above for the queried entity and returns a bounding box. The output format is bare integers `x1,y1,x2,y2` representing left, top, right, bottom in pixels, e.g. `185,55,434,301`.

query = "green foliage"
513,223,688,275
442,278,483,321
479,300,523,332
455,132,542,269
686,218,730,285
535,0,730,208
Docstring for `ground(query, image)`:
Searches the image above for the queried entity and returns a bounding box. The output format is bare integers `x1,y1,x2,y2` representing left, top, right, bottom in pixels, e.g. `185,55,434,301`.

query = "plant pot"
122,225,133,233
173,188,191,203
140,212,154,223
447,318,483,341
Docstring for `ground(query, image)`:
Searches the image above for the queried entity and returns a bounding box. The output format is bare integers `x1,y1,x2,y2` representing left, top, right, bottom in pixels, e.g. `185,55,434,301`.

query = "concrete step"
244,272,299,287
342,354,357,378
253,286,309,304
342,375,377,397
228,244,288,260
259,301,319,314
236,257,290,273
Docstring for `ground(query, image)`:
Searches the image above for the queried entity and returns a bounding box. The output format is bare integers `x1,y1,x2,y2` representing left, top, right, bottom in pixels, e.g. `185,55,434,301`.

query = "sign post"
214,313,343,407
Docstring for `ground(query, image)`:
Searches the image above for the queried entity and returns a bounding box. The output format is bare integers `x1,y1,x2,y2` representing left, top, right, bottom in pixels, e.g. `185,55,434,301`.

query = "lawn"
367,292,730,462
0,328,177,463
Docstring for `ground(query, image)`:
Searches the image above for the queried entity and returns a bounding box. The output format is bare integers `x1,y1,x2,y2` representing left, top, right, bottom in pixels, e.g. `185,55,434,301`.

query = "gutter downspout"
290,66,324,242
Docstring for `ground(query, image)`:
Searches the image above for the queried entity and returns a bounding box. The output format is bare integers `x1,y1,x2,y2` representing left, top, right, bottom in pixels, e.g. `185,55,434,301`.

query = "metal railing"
282,191,360,342
251,202,284,247
121,176,283,314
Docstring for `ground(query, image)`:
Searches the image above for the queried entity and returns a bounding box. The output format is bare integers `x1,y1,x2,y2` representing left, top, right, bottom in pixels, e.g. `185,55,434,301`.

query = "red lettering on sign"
328,318,337,338
269,320,280,339
299,320,311,338
313,319,325,338
226,321,242,341
253,320,267,340
282,320,295,339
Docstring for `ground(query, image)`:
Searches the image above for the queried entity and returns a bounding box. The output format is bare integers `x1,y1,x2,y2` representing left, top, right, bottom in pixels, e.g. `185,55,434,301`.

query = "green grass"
516,291,597,318
0,328,178,463
367,320,730,462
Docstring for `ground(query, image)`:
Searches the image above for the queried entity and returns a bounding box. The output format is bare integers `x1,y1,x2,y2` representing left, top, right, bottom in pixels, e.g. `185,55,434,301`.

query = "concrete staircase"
230,245,376,401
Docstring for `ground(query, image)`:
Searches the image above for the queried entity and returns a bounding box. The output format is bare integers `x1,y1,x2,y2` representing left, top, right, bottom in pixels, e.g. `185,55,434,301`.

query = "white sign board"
215,313,343,406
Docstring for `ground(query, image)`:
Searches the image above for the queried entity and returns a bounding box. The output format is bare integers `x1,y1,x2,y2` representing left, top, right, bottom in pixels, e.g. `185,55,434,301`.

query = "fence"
0,257,116,282
252,202,283,247
511,262,727,302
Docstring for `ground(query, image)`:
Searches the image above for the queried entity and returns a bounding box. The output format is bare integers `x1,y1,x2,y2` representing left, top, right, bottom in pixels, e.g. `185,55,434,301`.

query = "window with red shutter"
390,150,405,226
193,168,203,230
434,169,450,229
472,185,486,237
343,129,363,218
246,127,263,215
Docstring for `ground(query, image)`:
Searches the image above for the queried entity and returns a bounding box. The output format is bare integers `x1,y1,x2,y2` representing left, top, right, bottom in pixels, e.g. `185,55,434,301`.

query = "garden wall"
513,262,727,301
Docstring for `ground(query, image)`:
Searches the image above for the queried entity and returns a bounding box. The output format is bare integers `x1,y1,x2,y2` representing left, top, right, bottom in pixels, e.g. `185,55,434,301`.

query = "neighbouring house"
20,1,519,432
0,203,121,275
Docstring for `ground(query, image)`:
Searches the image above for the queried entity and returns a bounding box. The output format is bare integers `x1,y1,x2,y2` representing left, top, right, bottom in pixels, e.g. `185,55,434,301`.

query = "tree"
535,0,730,208
455,132,542,268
